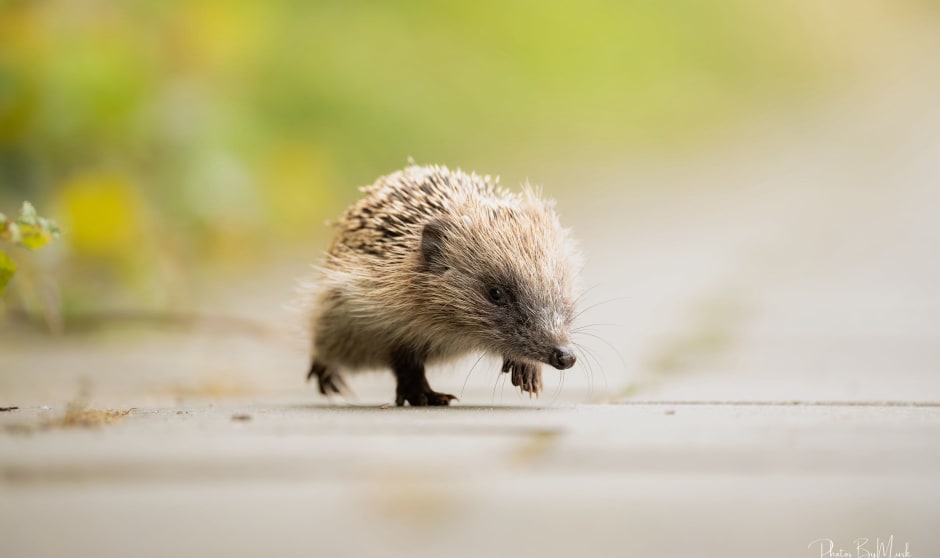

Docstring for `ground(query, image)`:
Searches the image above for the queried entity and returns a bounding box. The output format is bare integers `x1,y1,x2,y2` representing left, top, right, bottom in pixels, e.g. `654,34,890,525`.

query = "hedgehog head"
418,187,579,370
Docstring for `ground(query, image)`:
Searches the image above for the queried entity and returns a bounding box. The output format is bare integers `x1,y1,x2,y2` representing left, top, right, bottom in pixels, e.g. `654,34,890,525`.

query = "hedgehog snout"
529,309,576,370
548,345,577,370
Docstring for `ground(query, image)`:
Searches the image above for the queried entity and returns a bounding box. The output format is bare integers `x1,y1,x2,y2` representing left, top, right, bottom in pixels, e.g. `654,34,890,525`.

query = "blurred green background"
0,0,934,319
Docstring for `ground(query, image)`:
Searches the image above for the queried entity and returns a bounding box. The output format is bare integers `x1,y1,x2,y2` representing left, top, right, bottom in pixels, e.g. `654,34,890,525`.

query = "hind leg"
391,347,456,407
307,360,349,396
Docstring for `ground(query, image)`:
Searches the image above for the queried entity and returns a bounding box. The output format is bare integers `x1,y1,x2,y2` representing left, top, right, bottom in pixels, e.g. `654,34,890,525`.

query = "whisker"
491,367,503,405
571,296,632,323
572,343,595,402
576,341,610,401
550,369,566,404
571,323,625,333
573,330,629,375
459,353,489,400
498,370,509,405
572,283,602,307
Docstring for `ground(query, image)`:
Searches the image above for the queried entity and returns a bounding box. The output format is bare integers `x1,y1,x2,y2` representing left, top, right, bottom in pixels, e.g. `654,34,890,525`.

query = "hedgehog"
301,164,580,406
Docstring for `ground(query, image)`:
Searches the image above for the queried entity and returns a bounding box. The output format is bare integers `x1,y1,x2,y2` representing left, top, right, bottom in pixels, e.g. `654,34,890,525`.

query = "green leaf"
0,251,15,294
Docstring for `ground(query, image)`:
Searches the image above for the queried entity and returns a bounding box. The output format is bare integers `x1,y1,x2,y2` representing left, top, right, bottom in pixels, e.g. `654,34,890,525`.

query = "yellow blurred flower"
57,173,143,260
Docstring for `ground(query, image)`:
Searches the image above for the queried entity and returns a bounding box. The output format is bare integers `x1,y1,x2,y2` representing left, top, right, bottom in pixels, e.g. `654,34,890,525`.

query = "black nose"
549,346,577,370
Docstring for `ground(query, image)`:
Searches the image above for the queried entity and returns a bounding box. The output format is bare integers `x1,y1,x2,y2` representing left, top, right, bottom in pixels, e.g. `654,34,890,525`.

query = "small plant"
0,202,61,295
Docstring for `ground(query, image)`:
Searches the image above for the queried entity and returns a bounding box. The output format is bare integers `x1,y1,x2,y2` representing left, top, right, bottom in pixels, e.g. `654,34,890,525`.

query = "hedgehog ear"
421,219,448,273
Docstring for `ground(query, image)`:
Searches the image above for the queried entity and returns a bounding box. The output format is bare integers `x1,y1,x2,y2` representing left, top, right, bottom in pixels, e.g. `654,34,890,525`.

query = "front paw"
501,358,543,396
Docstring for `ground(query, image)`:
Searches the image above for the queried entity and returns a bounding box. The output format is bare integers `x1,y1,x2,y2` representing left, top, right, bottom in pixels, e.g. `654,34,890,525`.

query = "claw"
397,389,457,407
319,373,349,396
308,360,349,397
501,358,543,397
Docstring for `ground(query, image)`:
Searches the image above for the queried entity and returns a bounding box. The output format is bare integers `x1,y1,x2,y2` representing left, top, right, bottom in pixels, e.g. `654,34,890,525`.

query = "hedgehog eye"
487,286,509,307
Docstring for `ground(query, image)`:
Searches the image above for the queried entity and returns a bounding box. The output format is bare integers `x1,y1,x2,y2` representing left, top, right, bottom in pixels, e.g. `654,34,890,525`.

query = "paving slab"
1,401,938,558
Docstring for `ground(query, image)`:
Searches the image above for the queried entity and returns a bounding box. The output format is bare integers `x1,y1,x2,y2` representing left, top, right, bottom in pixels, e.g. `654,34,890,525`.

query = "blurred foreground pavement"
1,402,937,558
2,59,940,558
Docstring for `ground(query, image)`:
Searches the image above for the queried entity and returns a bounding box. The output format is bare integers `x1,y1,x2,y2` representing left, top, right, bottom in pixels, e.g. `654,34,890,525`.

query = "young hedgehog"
302,164,580,406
